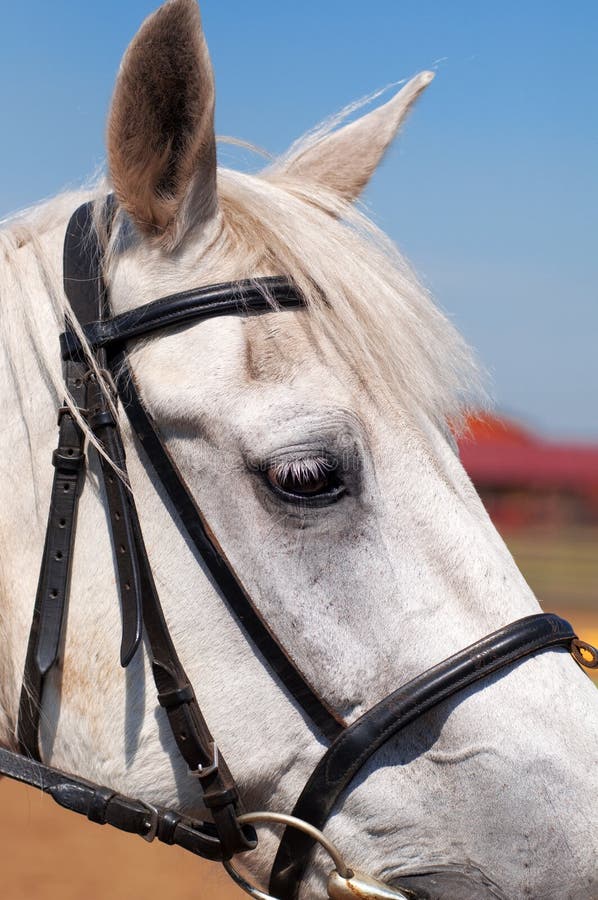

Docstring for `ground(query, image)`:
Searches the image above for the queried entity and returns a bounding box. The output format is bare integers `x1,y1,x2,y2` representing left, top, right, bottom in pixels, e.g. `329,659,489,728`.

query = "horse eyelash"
270,456,336,485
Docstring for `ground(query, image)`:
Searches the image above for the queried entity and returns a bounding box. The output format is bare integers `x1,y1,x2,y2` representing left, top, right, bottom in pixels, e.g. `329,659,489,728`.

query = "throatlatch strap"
18,198,142,757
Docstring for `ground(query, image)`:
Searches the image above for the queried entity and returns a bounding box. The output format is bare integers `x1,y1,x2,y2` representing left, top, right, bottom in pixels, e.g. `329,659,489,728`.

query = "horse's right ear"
107,0,217,251
272,72,434,203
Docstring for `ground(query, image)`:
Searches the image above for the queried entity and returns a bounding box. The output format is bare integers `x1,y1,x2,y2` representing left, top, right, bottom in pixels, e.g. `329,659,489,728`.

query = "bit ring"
223,811,353,899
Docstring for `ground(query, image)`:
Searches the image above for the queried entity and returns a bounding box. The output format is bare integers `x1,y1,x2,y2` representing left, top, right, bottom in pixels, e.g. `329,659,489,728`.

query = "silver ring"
222,811,353,899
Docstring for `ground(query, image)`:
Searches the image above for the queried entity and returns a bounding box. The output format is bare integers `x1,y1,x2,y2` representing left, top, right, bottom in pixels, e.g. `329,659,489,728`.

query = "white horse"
0,1,596,897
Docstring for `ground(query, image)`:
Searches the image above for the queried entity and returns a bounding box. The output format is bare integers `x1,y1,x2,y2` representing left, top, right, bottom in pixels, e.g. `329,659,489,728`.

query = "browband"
60,276,305,360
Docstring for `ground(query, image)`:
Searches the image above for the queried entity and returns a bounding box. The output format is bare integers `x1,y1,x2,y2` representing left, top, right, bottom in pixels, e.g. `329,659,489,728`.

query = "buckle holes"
74,378,82,388
119,545,126,555
67,448,74,457
180,731,187,742
115,511,121,521
58,519,66,528
55,551,63,561
50,589,58,599
63,483,70,493
124,582,131,592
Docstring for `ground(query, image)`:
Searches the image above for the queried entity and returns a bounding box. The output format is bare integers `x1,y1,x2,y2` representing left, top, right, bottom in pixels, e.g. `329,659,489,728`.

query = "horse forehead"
242,310,338,384
135,311,362,435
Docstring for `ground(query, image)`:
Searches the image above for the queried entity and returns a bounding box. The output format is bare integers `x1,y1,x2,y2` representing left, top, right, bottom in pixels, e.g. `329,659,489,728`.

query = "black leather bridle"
3,198,596,900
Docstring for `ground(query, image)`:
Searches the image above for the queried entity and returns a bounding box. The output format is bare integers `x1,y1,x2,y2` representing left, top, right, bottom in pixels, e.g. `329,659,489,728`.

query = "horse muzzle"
388,866,508,900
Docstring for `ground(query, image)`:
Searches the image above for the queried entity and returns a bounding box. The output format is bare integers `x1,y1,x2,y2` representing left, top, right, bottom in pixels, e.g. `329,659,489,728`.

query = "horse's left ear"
107,0,217,250
276,71,434,202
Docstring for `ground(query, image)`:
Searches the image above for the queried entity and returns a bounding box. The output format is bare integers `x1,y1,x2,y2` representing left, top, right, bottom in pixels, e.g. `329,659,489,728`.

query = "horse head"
0,2,596,898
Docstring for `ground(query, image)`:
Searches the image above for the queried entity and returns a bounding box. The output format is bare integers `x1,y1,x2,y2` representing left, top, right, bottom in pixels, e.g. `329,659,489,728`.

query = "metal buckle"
57,404,88,426
139,800,159,842
85,367,117,395
189,742,219,780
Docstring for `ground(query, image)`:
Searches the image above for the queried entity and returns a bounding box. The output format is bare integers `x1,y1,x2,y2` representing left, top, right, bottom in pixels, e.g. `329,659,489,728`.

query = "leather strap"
86,370,143,665
17,364,87,758
114,357,343,743
269,613,579,899
0,746,226,860
12,194,598,897
63,199,144,668
121,485,254,855
61,199,255,859
60,277,305,361
59,203,341,742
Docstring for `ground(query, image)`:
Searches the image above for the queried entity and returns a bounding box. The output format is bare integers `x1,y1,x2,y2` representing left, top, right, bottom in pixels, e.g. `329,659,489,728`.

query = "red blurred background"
459,413,598,657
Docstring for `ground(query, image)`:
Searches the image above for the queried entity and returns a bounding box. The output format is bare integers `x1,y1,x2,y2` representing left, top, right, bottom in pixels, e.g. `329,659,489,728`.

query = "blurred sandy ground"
0,529,595,899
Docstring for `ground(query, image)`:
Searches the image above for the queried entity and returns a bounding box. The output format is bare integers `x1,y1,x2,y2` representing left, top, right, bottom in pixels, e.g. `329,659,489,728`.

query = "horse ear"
277,71,434,202
107,0,217,249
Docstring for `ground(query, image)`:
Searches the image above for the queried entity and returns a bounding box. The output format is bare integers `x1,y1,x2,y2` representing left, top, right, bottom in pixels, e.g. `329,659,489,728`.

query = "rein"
5,198,597,900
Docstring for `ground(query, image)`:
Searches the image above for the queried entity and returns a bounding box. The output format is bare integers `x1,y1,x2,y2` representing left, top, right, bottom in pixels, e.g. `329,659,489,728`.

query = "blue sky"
2,1,596,438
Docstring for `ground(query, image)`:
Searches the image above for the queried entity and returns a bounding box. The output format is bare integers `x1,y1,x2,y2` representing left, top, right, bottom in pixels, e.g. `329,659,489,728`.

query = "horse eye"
265,458,344,502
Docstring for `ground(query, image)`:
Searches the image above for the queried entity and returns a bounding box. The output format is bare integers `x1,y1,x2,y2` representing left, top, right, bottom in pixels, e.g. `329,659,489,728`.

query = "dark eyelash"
264,455,346,506
268,456,334,487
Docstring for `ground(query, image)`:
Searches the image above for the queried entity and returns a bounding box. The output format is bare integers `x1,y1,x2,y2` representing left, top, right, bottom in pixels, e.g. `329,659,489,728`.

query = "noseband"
3,198,596,900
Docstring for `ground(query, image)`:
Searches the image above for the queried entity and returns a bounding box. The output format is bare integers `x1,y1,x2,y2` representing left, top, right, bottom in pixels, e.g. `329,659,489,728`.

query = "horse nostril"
390,879,430,900
390,867,508,900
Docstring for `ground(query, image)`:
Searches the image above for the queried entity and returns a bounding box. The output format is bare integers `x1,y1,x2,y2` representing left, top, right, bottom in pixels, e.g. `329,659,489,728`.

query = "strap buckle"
140,800,160,842
86,367,117,397
190,742,219,781
57,404,88,426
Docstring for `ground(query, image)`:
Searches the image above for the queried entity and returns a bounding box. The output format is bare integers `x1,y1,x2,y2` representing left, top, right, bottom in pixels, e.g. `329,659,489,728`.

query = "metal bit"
328,868,418,899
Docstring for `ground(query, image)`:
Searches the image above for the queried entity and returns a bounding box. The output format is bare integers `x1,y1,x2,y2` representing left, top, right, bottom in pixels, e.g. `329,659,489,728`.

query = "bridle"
2,197,596,900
